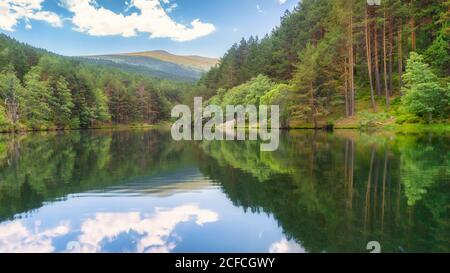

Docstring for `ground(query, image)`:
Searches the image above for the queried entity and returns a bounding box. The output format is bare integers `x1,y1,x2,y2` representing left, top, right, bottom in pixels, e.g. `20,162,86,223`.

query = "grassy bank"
0,123,161,134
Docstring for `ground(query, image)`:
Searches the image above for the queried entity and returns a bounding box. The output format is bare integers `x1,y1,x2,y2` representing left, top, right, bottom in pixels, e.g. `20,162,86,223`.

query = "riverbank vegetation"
199,0,449,129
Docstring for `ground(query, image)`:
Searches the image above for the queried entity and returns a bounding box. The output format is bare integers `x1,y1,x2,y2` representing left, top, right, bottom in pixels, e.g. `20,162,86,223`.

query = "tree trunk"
348,1,355,116
383,8,390,110
344,58,350,117
398,21,403,91
373,19,382,97
365,5,376,111
310,82,318,128
410,1,416,51
388,14,394,96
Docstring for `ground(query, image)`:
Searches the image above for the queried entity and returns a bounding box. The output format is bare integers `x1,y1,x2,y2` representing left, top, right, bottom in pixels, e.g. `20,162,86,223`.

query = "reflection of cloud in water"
77,204,219,253
0,221,70,253
0,204,217,253
269,239,306,253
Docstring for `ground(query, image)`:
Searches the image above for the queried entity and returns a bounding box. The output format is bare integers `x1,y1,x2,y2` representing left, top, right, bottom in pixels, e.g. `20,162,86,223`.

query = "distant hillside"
80,50,219,82
125,50,219,71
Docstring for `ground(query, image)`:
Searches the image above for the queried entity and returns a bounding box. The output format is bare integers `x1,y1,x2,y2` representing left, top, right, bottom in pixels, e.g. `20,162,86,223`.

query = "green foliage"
198,0,449,126
49,77,74,128
425,28,450,74
401,53,449,121
220,75,276,106
359,111,390,128
0,67,21,99
20,67,52,127
260,84,296,127
395,112,421,124
0,34,193,130
396,135,449,206
0,105,10,128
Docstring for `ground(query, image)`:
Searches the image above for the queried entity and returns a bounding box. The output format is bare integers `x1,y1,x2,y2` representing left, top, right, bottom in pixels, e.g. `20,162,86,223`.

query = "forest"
200,0,449,128
0,0,448,131
0,34,198,131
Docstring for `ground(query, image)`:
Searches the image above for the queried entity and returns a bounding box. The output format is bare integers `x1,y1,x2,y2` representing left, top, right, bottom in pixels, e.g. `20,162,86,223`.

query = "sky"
0,0,298,58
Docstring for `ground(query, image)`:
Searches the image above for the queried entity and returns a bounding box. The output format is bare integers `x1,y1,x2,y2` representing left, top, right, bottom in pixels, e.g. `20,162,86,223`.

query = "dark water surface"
0,129,448,253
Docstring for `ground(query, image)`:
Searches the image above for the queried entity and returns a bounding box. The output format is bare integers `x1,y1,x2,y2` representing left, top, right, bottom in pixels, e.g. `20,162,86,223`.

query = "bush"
401,52,449,121
359,111,389,128
0,105,10,127
396,113,421,124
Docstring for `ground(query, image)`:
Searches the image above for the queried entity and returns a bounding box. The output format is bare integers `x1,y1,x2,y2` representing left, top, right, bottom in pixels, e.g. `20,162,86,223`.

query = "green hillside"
198,0,449,129
0,34,195,131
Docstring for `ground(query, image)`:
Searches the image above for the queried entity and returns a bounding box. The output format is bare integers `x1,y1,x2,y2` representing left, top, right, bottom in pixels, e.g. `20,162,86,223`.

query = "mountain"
126,50,219,71
80,50,219,82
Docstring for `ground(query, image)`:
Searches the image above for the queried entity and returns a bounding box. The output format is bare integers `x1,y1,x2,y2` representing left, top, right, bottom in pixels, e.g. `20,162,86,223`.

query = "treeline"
200,0,449,127
0,34,195,130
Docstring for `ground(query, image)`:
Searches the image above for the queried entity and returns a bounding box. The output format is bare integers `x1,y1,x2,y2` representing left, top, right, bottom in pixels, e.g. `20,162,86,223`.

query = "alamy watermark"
171,97,280,152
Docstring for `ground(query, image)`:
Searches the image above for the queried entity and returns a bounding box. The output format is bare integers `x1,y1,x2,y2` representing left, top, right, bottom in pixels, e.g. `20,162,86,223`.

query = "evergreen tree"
20,67,52,127
401,52,449,121
49,77,74,128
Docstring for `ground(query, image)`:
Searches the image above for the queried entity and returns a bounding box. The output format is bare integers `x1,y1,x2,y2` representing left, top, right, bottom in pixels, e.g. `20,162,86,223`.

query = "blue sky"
0,0,298,58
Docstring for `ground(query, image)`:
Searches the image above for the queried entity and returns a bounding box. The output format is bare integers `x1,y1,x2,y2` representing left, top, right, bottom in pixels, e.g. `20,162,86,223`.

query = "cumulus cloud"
76,204,219,253
278,0,287,4
0,204,218,253
63,0,215,41
0,221,70,253
269,238,306,253
0,0,63,31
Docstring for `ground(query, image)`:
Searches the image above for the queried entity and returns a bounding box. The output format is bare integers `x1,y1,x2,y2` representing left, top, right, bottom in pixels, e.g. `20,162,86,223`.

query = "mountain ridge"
120,50,219,71
81,50,219,82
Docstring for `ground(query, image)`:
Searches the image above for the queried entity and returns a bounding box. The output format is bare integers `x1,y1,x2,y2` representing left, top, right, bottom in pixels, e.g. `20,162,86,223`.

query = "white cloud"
269,238,306,253
166,3,178,13
0,204,218,253
278,0,287,4
256,4,263,13
0,0,63,31
76,204,219,253
0,220,70,253
63,0,215,42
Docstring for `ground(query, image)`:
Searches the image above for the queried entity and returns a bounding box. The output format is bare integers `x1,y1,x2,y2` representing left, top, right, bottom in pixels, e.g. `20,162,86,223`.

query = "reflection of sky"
0,168,305,253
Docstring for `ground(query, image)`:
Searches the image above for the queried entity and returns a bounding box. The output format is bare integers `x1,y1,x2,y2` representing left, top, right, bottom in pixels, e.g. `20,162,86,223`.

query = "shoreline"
289,123,450,132
1,122,448,134
0,123,162,134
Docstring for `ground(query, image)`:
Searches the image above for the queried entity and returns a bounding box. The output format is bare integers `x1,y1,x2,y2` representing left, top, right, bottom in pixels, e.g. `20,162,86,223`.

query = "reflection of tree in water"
0,130,193,221
199,131,449,253
0,130,447,252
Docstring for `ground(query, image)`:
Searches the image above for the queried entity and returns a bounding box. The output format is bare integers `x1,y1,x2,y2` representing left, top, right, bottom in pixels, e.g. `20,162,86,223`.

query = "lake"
0,129,448,253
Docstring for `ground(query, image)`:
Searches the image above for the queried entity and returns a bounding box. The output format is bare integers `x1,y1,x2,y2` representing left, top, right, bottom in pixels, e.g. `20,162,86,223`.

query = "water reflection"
0,220,70,253
77,205,218,253
0,129,448,253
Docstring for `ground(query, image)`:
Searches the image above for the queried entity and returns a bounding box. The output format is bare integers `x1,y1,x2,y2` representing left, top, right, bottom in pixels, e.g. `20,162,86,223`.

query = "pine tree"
402,52,448,121
20,67,52,127
49,76,74,128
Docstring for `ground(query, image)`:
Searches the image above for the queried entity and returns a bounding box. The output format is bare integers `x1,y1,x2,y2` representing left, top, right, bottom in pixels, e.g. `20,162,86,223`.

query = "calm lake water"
0,129,448,253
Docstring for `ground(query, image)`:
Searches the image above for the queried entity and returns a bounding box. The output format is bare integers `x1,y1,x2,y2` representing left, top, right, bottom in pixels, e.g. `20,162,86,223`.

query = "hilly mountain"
126,50,218,71
80,50,219,82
